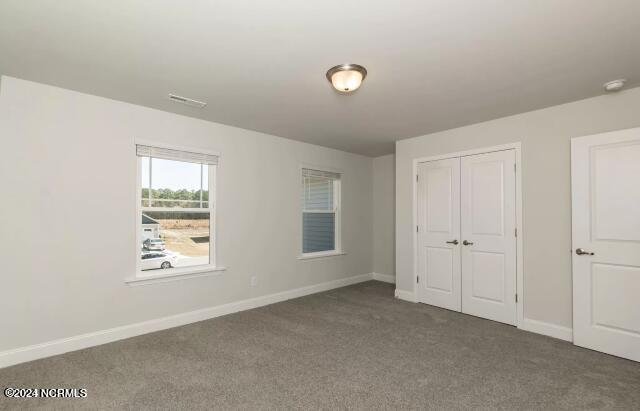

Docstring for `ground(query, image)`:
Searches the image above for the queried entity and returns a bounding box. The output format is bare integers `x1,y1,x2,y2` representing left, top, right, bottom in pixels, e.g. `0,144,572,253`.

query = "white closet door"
572,128,640,362
416,158,461,311
460,150,517,325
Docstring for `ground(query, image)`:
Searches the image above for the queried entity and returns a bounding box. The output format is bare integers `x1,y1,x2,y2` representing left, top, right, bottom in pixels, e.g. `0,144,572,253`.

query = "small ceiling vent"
168,94,207,108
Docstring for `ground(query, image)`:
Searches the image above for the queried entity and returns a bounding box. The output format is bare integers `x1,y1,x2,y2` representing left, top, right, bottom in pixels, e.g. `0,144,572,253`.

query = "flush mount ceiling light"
326,64,367,93
603,79,626,92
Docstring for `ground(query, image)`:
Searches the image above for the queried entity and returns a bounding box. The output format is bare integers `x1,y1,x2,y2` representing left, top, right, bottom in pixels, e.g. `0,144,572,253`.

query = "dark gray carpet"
1,281,639,410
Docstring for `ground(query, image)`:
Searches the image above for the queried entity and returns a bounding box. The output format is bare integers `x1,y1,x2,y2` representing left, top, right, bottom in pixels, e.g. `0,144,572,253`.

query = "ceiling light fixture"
603,79,626,92
326,64,367,93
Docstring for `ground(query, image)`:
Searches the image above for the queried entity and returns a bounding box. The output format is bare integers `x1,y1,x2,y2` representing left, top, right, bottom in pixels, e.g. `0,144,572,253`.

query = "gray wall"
0,76,373,352
372,154,395,277
396,86,640,329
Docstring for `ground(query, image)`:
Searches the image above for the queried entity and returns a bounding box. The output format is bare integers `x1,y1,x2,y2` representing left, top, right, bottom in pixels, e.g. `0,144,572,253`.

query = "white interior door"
460,150,517,325
572,128,640,362
416,158,461,311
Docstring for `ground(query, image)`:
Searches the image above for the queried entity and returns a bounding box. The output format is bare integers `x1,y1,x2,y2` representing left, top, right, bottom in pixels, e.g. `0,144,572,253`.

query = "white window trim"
125,265,227,286
299,164,344,259
298,250,346,260
130,140,224,284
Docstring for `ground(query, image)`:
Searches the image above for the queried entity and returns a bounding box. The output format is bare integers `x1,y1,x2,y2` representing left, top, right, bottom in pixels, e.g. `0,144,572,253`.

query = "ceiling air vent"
168,94,207,108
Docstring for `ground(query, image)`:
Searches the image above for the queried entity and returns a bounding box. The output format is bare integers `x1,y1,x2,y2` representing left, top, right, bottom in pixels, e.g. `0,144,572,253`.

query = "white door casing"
460,150,517,325
572,128,640,362
416,158,461,311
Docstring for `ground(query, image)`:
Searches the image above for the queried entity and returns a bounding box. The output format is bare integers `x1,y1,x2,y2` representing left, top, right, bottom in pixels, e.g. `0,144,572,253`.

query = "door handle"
446,240,459,245
463,240,474,246
575,248,594,256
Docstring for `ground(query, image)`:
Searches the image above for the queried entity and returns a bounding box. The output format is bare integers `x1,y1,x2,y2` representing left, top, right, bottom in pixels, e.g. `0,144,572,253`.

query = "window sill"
126,265,227,286
298,251,346,260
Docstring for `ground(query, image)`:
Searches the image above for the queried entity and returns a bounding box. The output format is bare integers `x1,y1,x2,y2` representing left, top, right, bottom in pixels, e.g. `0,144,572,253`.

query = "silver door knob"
463,240,474,246
446,240,459,245
576,248,594,256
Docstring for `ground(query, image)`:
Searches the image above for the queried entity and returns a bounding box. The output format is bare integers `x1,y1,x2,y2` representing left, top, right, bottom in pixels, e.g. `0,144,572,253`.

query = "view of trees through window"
140,188,209,208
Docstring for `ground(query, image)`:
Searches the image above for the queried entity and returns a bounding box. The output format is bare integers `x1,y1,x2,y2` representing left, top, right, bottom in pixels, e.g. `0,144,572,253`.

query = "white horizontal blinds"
302,168,340,253
302,168,340,180
302,168,340,211
136,144,218,165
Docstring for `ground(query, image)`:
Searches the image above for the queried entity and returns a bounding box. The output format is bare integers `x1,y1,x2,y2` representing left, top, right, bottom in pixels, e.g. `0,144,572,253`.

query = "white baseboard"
394,288,416,303
371,272,395,284
0,273,373,369
519,318,573,342
0,273,575,369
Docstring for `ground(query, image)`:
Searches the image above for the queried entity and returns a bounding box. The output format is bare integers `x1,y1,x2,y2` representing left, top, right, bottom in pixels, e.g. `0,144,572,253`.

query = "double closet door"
416,149,517,325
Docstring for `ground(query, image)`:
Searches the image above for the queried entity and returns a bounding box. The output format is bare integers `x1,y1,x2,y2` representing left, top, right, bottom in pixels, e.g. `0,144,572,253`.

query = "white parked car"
143,238,166,251
141,252,177,270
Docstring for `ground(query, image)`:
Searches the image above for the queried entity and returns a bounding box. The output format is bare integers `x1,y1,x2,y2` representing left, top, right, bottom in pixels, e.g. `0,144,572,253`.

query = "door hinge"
515,293,518,303
416,174,419,182
514,163,516,173
416,225,419,233
515,228,517,237
417,276,420,283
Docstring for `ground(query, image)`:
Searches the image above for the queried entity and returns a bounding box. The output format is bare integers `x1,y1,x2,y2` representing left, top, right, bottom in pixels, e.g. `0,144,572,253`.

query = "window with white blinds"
136,144,218,275
301,168,341,255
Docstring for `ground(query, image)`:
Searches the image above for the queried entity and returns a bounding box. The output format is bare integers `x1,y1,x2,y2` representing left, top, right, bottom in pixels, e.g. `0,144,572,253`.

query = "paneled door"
416,158,461,311
572,128,640,362
460,150,517,325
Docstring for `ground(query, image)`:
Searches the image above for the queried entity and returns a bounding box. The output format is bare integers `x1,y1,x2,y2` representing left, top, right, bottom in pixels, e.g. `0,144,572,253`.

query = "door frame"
412,142,524,329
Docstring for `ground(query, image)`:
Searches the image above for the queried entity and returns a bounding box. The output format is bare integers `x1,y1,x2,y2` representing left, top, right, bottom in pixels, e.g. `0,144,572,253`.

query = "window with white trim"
137,144,217,274
301,168,341,256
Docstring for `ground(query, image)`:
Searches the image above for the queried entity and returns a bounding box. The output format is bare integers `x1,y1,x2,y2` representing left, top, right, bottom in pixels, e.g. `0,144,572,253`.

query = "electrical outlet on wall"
250,276,257,287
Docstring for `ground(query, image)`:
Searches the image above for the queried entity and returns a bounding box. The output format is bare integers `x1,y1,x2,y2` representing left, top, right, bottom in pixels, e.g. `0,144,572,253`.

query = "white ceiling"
1,1,639,156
